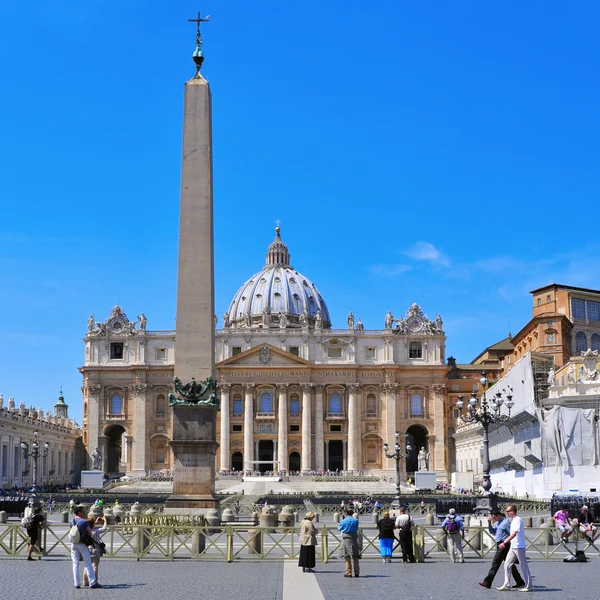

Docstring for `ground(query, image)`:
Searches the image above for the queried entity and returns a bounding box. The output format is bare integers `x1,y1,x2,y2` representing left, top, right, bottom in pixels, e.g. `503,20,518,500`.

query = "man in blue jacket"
479,510,525,589
441,508,464,563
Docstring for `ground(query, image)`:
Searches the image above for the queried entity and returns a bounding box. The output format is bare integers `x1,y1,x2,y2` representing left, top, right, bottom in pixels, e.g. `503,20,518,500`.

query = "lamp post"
455,372,513,511
383,431,412,507
21,430,49,489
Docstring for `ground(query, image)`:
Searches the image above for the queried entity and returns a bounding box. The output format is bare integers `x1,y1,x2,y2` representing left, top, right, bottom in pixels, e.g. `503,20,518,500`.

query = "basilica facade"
80,228,451,480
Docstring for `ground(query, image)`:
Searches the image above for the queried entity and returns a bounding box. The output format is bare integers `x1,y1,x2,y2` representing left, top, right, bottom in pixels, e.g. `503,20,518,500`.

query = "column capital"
131,384,148,395
85,384,102,394
276,383,289,392
432,384,446,393
218,383,232,392
313,384,325,393
300,383,313,391
243,383,255,392
346,383,360,392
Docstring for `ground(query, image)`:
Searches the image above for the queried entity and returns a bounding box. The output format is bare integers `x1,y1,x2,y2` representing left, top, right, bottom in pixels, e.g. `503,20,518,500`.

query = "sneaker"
496,586,510,591
90,584,102,589
344,574,352,578
478,582,491,589
383,558,387,563
27,557,35,561
75,586,81,589
354,574,360,577
518,589,532,593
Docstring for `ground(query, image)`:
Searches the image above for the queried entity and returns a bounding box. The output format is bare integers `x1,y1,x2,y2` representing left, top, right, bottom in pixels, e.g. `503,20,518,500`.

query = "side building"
80,229,451,480
0,392,82,489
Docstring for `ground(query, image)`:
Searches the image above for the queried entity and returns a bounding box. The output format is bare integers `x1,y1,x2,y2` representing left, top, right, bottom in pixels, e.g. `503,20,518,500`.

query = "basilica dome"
224,227,331,329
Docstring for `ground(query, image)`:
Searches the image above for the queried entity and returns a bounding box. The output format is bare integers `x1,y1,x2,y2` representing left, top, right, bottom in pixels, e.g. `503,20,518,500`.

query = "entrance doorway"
105,425,126,475
231,452,243,471
258,440,274,472
289,452,300,472
328,440,344,472
406,425,429,473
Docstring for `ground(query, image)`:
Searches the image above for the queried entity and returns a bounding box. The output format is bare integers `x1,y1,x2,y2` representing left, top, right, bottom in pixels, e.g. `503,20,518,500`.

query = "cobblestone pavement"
0,557,596,600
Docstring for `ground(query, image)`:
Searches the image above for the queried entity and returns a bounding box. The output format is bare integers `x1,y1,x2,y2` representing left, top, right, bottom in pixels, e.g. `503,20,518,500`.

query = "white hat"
449,508,456,514
582,505,589,511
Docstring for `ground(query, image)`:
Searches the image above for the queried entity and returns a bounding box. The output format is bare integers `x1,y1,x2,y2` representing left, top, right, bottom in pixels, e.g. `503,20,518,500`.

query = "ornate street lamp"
21,430,49,489
455,372,513,511
383,431,412,508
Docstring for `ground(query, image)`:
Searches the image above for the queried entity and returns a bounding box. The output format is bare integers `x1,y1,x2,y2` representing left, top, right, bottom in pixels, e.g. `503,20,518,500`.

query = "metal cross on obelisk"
188,10,210,76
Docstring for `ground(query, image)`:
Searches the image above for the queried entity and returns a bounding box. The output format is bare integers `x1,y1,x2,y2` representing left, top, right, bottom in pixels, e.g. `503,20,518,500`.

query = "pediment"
218,343,311,367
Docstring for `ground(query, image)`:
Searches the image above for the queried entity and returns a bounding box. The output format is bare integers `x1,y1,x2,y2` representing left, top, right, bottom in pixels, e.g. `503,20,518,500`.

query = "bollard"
533,516,544,528
113,505,126,523
192,530,206,555
259,508,277,533
425,513,434,526
252,512,259,526
221,508,235,523
278,510,294,528
315,513,320,523
540,521,554,546
293,512,299,523
62,511,70,524
248,528,262,554
333,512,340,523
206,508,221,534
523,516,532,528
0,511,6,524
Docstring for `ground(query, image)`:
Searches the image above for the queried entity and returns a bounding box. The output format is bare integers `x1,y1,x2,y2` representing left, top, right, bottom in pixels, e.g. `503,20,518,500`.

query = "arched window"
576,331,588,353
329,392,342,414
155,394,166,417
366,394,377,415
111,394,123,415
289,393,300,415
410,393,423,417
260,392,273,413
592,333,600,352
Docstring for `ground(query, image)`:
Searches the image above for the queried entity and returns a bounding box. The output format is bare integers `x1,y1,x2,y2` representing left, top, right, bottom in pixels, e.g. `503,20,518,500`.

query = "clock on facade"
408,317,424,332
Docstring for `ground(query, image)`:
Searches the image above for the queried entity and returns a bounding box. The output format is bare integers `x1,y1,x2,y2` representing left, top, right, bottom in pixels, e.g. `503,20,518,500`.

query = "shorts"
558,523,573,532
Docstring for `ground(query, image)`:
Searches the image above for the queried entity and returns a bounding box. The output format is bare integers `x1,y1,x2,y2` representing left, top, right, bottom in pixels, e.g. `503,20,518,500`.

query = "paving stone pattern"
0,557,597,600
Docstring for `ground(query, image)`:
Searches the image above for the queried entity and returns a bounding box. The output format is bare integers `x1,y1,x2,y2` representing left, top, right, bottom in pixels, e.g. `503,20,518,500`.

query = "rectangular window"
110,342,124,360
452,385,459,391
232,346,242,356
572,298,586,319
155,348,167,360
547,334,555,344
155,446,166,464
507,356,511,364
289,399,300,414
328,347,342,358
365,347,376,359
330,425,342,432
288,346,300,356
472,383,479,392
290,425,300,432
409,342,422,359
546,294,551,303
232,424,242,433
588,301,600,322
537,298,541,306
232,399,243,415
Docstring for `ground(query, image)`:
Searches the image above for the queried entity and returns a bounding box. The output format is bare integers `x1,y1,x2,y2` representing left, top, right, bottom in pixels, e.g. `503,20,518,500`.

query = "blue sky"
1,1,599,424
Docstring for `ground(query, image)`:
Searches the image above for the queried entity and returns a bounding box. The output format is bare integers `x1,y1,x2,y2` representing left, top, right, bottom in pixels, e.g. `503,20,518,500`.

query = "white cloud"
404,241,450,267
368,264,413,277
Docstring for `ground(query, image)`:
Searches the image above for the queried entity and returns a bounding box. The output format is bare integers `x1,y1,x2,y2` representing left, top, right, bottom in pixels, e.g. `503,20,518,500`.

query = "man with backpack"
69,506,100,589
441,508,464,563
24,506,45,561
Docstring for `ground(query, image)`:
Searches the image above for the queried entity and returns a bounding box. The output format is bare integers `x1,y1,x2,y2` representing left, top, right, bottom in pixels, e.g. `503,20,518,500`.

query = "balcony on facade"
326,412,346,420
255,412,276,420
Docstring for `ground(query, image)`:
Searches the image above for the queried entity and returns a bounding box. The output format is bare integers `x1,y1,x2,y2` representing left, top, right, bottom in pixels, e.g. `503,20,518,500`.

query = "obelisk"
166,12,219,512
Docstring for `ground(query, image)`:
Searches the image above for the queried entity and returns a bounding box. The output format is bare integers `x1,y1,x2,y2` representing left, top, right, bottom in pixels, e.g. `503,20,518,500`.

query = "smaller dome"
224,227,331,329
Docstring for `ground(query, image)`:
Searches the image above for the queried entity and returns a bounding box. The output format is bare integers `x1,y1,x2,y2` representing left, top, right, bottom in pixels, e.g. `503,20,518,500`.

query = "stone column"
432,385,447,479
131,384,148,477
301,384,312,473
273,439,278,467
314,385,324,471
85,384,102,466
243,384,255,472
346,384,359,472
383,383,399,473
219,384,231,471
254,440,259,469
324,439,329,471
277,384,289,472
342,440,347,471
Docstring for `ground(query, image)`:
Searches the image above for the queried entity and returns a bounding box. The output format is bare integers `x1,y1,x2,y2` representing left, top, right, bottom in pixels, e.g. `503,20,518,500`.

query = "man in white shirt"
497,505,532,592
